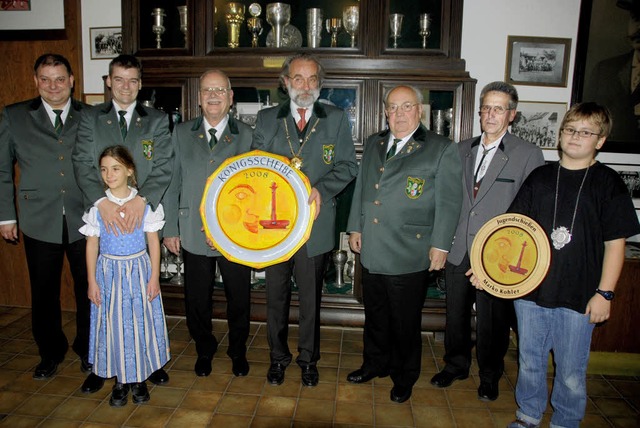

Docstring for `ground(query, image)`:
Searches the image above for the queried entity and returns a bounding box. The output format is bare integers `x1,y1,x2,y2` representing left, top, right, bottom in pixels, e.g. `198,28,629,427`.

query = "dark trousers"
443,254,513,384
361,267,428,389
265,244,325,367
182,250,251,359
23,217,90,362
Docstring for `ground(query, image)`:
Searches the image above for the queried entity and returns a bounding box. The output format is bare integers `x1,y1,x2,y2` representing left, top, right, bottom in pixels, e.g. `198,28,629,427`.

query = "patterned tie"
118,110,128,140
297,108,307,131
386,138,400,160
53,109,63,136
208,128,218,150
473,146,496,197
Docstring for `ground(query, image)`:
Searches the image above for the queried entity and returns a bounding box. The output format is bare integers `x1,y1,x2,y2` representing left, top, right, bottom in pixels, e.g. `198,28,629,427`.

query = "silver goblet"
170,249,185,286
160,244,174,280
325,18,342,48
177,5,188,47
432,109,446,136
332,250,348,288
443,107,454,138
306,8,323,48
389,13,404,49
343,6,359,48
151,7,166,49
266,3,291,48
419,13,431,49
345,259,355,283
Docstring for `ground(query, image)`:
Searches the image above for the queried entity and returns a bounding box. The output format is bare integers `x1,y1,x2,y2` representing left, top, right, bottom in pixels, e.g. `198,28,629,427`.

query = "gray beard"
288,86,319,108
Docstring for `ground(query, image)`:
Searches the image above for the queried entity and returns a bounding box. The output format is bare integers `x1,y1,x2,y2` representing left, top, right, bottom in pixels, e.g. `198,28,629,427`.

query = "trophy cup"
389,13,404,48
325,18,342,48
170,249,185,285
419,13,431,49
160,244,174,280
332,250,348,288
432,109,446,136
225,2,245,48
266,3,291,48
247,3,263,48
151,8,166,49
345,259,355,283
306,8,323,48
177,5,188,47
343,6,359,48
443,107,454,139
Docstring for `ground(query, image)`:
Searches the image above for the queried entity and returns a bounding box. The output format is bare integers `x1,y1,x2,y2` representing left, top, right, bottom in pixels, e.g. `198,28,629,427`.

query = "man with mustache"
162,69,253,378
252,53,358,387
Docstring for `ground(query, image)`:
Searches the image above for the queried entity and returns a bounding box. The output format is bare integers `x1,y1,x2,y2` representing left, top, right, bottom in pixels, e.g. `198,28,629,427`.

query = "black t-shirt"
509,161,640,313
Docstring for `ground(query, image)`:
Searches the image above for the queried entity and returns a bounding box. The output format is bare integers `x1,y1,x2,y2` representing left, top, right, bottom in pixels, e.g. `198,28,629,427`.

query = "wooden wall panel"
0,0,83,310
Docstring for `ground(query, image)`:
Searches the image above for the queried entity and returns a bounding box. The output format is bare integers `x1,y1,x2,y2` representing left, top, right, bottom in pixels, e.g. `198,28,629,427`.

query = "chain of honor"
550,162,590,250
283,116,320,170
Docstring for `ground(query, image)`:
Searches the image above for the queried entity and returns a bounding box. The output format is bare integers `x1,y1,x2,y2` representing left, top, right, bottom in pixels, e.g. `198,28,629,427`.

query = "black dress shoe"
109,382,129,407
390,385,412,403
231,356,250,377
430,370,468,388
301,365,319,387
81,372,105,393
33,359,58,380
131,381,150,404
80,355,92,374
267,363,286,385
148,368,169,385
346,368,388,384
478,381,499,401
194,357,212,377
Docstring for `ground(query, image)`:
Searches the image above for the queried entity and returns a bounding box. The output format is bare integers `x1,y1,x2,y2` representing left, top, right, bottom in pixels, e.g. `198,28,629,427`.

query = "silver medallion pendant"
550,226,572,250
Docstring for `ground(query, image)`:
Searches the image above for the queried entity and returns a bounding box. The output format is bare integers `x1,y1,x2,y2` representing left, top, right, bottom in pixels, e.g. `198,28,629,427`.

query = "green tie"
386,138,400,160
208,128,218,150
53,109,63,136
118,110,128,140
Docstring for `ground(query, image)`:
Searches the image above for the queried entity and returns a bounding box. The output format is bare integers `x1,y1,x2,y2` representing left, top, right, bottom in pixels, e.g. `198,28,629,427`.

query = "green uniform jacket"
162,115,253,257
347,125,463,275
252,100,358,258
72,101,173,210
0,97,88,244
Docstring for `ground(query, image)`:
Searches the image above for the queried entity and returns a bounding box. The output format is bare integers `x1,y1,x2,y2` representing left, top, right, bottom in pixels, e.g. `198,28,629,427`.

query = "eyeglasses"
287,75,319,87
200,87,230,96
561,127,600,139
479,105,512,115
385,103,419,114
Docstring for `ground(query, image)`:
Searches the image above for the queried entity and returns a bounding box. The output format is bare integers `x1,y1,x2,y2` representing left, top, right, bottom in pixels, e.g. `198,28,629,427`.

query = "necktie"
297,108,307,131
473,146,496,197
208,128,218,150
53,109,63,136
118,110,128,140
386,138,400,160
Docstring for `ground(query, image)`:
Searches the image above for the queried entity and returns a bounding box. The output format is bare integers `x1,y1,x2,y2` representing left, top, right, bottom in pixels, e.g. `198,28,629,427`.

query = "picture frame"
511,101,567,150
83,93,105,106
90,26,122,59
572,1,640,153
606,162,640,201
505,36,572,87
0,1,30,11
0,0,63,31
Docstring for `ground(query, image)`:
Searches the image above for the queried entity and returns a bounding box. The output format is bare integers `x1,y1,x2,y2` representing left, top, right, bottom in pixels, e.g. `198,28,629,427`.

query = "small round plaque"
200,150,315,269
248,2,262,17
470,213,551,299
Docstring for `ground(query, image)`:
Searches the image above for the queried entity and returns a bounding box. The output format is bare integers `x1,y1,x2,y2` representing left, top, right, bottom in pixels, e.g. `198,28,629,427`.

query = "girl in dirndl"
80,145,170,407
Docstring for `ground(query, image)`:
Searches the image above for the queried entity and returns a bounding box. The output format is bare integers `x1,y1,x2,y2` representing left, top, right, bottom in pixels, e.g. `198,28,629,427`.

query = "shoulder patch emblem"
406,176,425,199
142,140,154,160
322,144,335,164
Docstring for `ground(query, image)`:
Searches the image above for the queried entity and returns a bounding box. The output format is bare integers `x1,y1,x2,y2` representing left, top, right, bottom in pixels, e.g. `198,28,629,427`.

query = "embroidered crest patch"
142,140,154,160
405,176,425,199
322,145,335,164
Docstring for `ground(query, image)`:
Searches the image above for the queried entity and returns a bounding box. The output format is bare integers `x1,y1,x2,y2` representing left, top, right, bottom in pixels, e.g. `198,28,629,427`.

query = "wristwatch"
595,289,615,300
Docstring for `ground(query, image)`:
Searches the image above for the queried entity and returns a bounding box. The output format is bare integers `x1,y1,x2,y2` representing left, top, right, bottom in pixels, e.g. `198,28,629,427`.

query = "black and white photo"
510,101,566,150
90,26,122,59
505,36,571,87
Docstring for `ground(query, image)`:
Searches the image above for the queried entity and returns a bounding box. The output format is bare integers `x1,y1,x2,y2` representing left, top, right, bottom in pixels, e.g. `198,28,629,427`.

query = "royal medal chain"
283,116,320,170
550,163,590,250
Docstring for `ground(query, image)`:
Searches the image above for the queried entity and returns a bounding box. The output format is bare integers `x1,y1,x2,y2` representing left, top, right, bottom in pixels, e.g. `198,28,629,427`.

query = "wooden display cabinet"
121,0,476,328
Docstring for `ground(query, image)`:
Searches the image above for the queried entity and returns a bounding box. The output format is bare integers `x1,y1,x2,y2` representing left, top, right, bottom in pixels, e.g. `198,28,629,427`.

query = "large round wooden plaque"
470,213,551,299
200,150,315,269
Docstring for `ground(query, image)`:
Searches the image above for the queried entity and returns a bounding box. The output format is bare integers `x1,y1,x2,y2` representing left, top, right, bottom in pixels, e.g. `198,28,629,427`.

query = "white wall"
81,0,121,94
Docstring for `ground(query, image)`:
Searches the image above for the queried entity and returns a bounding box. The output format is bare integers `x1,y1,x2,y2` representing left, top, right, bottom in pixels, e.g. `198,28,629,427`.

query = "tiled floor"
0,305,638,427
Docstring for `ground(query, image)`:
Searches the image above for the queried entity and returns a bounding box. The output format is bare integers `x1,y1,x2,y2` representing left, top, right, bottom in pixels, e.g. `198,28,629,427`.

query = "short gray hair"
279,53,325,91
383,85,424,106
480,81,518,110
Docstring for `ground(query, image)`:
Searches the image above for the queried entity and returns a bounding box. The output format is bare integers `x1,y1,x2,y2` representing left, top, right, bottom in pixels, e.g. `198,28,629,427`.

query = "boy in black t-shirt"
472,103,640,428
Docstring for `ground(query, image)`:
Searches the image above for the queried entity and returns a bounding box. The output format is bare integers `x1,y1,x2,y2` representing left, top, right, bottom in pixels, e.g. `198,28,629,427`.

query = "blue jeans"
514,299,594,428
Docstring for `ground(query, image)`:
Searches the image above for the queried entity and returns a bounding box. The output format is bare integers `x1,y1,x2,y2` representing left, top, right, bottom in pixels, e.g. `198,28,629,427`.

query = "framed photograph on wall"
510,101,567,150
505,36,572,87
90,26,122,59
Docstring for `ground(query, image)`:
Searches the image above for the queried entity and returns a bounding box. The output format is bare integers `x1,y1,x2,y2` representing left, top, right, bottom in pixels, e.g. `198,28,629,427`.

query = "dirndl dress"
82,204,170,383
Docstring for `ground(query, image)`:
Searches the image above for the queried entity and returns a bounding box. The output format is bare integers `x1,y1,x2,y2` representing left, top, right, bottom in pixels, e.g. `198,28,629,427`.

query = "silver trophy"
151,7,166,49
332,250,348,288
432,109,446,136
247,3,263,48
306,8,323,48
225,2,245,49
419,13,431,49
170,249,185,285
266,3,291,48
177,5,188,47
389,13,404,48
444,107,454,139
343,6,359,48
345,259,355,283
325,18,342,48
160,244,174,280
